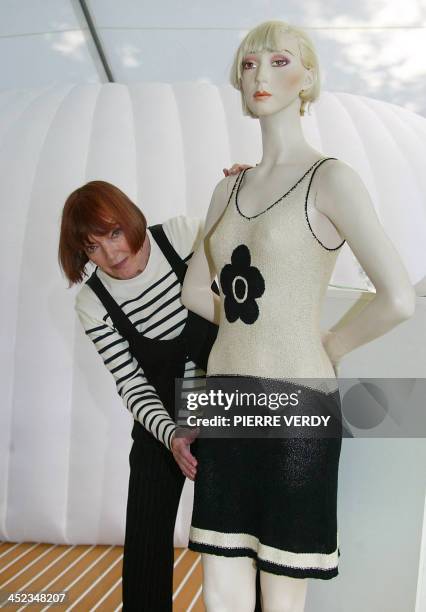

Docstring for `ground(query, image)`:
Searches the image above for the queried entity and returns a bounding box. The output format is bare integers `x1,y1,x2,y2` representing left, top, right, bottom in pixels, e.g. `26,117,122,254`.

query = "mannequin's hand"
223,163,253,177
171,427,199,480
321,330,342,376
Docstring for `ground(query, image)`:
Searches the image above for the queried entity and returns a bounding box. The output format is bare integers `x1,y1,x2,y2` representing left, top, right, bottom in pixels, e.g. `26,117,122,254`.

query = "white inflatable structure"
1,83,425,550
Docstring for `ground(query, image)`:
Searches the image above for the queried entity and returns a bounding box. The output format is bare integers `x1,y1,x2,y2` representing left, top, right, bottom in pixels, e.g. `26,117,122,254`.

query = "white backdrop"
0,83,425,610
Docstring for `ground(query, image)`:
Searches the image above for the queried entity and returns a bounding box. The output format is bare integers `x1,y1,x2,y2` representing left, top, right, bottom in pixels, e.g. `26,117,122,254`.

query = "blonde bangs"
231,22,292,87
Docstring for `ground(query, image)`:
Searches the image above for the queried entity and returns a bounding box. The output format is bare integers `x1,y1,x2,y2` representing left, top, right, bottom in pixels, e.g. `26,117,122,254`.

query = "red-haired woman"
58,171,245,611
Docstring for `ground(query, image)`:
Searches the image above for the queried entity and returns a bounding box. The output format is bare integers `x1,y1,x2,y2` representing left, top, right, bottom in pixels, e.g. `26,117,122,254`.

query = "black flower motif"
220,244,265,324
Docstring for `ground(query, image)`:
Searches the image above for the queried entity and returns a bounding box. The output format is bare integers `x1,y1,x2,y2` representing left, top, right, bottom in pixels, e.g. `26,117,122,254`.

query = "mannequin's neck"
258,98,311,169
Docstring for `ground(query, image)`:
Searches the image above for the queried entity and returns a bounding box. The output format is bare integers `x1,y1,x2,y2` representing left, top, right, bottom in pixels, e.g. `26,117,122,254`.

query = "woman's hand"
171,427,199,480
223,163,253,177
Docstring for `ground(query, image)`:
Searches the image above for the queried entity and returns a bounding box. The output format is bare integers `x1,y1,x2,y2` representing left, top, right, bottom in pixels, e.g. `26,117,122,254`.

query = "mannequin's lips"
112,257,129,269
254,91,271,99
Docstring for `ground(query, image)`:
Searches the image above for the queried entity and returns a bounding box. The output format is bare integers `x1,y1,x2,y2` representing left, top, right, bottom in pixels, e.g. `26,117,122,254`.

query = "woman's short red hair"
59,180,147,285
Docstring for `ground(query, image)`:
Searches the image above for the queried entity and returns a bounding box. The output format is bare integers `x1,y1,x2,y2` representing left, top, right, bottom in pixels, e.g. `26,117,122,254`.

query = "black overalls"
86,224,261,611
87,224,217,611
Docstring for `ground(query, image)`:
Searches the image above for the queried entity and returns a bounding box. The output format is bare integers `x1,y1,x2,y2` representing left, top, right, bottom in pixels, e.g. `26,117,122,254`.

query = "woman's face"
84,225,147,280
240,32,310,117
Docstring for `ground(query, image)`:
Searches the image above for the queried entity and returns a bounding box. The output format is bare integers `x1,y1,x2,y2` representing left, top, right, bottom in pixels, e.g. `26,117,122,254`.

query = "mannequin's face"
84,226,148,280
240,31,312,117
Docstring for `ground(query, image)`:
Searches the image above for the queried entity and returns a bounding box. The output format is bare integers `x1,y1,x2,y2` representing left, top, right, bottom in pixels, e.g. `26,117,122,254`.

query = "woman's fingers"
174,427,199,460
178,455,196,480
178,448,196,473
171,436,198,479
179,457,196,479
222,163,253,177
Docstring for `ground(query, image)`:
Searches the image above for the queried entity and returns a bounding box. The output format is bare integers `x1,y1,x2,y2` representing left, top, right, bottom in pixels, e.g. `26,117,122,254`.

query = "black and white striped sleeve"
75,298,177,451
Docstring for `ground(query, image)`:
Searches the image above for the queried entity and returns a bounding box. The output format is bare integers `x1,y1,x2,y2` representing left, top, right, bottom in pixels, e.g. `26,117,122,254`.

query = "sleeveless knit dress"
188,157,346,580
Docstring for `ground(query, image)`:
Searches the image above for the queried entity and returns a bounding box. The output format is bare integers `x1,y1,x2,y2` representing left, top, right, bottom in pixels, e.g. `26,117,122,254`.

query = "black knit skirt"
188,376,343,580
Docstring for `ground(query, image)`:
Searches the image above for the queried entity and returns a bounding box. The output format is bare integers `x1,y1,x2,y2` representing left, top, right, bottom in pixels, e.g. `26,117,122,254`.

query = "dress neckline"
234,157,330,221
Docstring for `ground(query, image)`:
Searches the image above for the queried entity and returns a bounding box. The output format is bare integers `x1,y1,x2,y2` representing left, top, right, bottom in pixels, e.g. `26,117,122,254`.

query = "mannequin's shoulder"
162,215,204,258
315,159,369,215
212,174,238,201
317,159,364,196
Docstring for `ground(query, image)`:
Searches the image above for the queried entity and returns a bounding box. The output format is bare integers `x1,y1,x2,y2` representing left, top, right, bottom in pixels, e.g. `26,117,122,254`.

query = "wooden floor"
0,542,205,611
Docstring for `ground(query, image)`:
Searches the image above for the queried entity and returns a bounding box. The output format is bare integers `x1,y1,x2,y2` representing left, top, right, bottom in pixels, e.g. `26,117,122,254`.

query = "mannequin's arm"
181,177,233,322
316,160,416,365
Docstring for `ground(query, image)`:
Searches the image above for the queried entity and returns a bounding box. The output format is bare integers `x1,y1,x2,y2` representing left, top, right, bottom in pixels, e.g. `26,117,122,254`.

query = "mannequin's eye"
111,227,122,238
85,244,98,253
271,57,289,67
242,60,256,70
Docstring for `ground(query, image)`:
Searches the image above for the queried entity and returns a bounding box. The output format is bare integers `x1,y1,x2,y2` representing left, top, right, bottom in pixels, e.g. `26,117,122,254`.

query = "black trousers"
122,437,185,611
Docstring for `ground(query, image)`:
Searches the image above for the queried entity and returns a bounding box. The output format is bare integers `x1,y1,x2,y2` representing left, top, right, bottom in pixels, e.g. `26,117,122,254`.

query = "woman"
182,20,415,611
58,172,244,611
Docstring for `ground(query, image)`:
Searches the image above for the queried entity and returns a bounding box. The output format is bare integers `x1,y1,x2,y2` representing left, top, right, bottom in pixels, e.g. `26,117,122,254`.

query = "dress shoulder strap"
306,157,338,191
304,157,346,251
226,172,244,207
305,157,337,208
304,157,338,209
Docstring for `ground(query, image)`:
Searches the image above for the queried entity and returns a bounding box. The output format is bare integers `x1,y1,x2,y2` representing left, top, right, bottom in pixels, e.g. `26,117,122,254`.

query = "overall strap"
150,223,220,296
149,224,187,284
86,270,138,341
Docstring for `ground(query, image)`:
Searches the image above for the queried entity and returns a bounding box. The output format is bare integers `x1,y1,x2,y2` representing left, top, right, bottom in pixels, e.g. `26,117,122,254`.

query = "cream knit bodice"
206,158,345,386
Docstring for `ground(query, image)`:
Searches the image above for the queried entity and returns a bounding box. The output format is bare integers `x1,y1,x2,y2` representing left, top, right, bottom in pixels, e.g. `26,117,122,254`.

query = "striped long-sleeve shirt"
75,215,206,451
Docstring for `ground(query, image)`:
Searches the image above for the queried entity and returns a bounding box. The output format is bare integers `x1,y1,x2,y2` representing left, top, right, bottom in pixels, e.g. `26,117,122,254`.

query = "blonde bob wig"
230,20,321,117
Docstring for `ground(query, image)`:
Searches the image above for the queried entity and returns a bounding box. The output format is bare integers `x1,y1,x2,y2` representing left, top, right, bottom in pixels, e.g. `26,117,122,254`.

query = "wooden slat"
90,576,123,611
66,551,122,610
0,544,53,586
0,542,205,611
173,549,199,591
174,555,203,611
0,542,20,556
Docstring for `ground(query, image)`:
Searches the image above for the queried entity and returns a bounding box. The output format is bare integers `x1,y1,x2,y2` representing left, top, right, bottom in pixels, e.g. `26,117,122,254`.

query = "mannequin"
181,20,415,612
